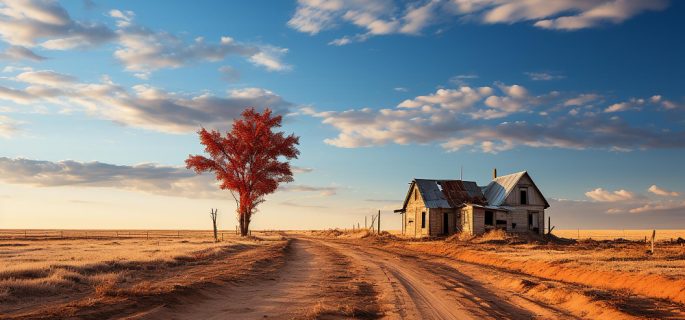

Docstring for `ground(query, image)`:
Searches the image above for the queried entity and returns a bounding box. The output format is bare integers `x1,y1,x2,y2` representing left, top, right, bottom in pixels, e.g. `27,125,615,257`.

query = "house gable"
484,171,549,208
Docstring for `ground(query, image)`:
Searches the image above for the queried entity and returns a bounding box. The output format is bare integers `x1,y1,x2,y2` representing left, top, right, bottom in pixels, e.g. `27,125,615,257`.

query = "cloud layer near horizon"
0,157,333,199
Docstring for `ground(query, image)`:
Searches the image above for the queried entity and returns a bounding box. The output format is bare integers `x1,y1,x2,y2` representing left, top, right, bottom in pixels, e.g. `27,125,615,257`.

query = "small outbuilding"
394,170,549,238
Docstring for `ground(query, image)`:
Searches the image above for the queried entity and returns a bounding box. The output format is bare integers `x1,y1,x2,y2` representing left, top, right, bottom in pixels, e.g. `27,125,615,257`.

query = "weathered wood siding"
460,206,473,235
501,175,546,234
404,184,429,238
428,208,458,235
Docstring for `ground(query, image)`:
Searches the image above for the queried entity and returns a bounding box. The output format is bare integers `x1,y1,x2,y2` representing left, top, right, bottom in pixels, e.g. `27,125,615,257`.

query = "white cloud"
0,70,292,133
525,72,565,81
648,185,679,197
288,0,670,44
0,0,115,49
111,15,291,74
533,1,669,30
305,83,685,153
585,188,635,202
628,200,685,214
0,157,330,199
564,93,600,106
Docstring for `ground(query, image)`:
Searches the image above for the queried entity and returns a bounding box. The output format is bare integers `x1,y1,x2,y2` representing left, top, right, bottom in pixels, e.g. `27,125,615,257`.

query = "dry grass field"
552,229,685,241
2,229,684,319
0,233,288,319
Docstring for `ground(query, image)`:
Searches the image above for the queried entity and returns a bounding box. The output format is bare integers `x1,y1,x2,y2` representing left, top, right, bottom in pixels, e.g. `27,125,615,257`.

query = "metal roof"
409,179,487,209
483,171,550,208
483,171,526,206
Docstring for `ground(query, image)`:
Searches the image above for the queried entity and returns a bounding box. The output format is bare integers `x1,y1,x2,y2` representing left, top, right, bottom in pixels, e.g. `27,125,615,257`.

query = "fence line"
0,229,277,240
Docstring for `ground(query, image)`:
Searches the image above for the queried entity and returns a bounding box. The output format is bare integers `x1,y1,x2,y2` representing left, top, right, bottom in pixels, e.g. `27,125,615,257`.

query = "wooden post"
650,229,656,254
365,216,367,229
547,216,550,234
378,210,381,234
146,231,149,240
222,233,224,241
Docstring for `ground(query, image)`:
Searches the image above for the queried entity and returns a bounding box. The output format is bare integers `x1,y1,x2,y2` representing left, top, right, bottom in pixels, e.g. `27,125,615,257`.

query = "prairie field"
552,229,685,241
0,233,288,319
2,229,685,319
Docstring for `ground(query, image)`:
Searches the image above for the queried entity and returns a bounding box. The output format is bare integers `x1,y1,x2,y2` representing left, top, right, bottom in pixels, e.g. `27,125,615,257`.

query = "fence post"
650,229,656,254
146,231,149,240
378,210,381,234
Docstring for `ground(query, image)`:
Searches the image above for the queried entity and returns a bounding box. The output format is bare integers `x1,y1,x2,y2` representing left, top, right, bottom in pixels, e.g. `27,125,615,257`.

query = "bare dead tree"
210,208,219,242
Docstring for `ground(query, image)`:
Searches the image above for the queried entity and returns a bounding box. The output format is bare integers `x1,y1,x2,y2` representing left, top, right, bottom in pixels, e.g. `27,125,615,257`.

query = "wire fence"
551,229,685,242
0,229,278,240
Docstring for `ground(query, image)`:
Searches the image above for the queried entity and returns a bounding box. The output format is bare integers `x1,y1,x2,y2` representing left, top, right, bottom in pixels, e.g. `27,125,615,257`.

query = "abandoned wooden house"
394,170,549,238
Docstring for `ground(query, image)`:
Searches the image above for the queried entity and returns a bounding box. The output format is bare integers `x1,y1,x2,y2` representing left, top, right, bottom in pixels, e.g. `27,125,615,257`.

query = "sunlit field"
552,229,685,241
0,234,286,318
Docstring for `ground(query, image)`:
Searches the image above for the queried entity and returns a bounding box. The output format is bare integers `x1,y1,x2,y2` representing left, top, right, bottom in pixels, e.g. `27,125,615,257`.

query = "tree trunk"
212,219,218,242
239,211,251,237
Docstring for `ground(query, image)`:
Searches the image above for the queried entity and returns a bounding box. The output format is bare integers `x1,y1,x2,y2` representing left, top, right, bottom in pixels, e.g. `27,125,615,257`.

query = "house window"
520,188,528,205
414,189,417,201
421,212,426,228
484,210,494,226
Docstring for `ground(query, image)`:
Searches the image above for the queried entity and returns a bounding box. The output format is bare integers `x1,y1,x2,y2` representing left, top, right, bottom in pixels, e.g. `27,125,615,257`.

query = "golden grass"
0,235,253,303
394,239,685,305
553,229,685,241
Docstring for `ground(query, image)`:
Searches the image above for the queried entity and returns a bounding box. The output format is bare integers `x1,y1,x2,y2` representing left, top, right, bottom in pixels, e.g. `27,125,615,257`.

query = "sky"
0,0,684,231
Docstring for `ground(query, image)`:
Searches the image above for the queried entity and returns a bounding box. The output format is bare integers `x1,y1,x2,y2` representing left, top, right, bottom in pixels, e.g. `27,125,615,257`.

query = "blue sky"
0,0,684,230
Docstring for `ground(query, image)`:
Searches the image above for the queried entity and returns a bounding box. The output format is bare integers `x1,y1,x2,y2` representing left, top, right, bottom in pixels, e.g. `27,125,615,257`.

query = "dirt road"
139,235,685,319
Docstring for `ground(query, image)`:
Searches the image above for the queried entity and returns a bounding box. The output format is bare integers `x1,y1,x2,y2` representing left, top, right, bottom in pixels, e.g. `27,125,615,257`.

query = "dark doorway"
443,212,449,235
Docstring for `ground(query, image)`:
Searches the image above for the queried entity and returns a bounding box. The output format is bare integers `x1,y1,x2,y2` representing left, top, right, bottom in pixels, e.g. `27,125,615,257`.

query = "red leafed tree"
186,108,299,236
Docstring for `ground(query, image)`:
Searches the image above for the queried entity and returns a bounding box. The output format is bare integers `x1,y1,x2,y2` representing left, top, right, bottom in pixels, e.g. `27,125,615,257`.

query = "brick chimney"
493,168,497,180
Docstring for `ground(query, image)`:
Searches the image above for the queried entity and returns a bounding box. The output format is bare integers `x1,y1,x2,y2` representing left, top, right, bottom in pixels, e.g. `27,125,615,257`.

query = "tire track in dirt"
336,239,685,320
313,238,574,320
139,238,380,319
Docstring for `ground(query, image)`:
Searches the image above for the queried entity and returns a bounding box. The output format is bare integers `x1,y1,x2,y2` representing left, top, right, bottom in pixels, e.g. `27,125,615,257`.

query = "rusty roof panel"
415,179,486,208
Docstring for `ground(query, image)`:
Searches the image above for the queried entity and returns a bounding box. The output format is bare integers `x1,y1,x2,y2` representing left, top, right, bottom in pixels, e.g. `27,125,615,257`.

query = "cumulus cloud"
0,69,292,133
585,188,635,202
0,2,291,74
288,0,670,44
0,0,115,49
648,185,679,197
305,81,685,153
110,12,290,74
0,157,331,199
